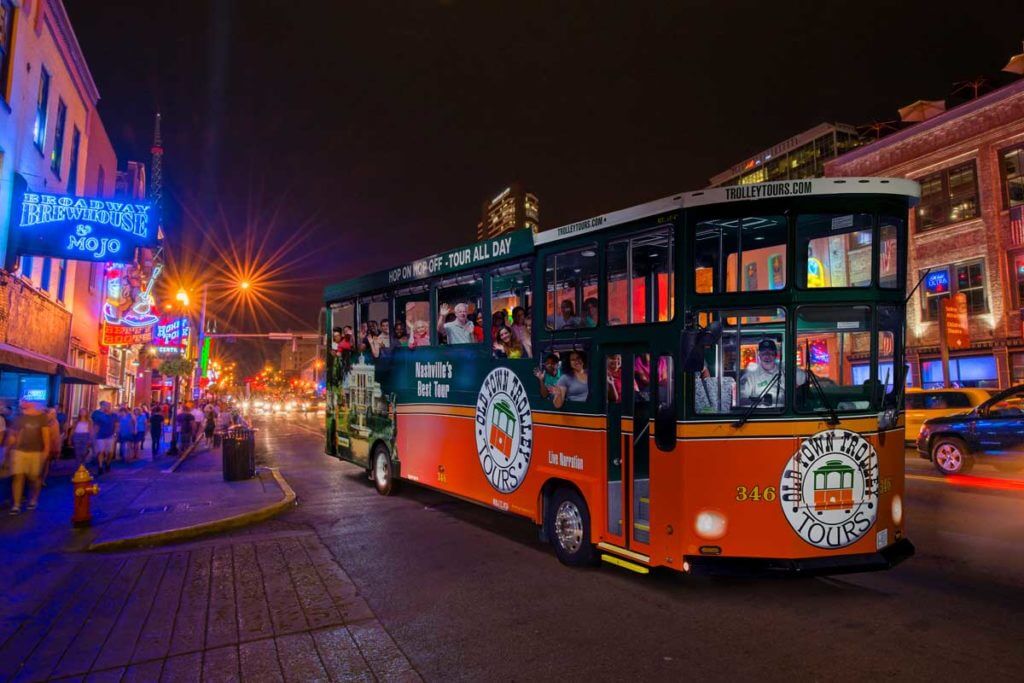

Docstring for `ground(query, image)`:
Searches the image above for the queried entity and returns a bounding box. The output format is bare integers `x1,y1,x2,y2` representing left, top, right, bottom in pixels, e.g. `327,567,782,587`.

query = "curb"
162,440,200,474
86,467,297,552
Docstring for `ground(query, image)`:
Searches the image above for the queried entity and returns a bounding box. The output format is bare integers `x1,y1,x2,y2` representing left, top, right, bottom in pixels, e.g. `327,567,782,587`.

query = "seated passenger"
740,339,783,407
607,354,622,403
538,350,588,409
408,319,430,348
533,353,562,397
556,300,581,329
438,302,475,344
583,297,599,327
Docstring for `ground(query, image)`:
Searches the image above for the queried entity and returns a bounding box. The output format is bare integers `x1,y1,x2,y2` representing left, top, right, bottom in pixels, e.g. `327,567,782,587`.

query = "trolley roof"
534,177,920,245
324,177,919,302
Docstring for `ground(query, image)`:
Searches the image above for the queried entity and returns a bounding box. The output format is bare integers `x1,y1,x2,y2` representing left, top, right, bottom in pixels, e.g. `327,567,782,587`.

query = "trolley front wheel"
546,488,596,567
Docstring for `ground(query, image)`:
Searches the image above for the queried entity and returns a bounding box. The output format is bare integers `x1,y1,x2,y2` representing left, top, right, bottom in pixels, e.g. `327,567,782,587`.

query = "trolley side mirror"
681,321,722,373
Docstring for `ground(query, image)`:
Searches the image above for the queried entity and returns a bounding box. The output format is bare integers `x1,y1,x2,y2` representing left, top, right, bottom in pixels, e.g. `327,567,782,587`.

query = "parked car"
904,388,992,443
916,384,1024,475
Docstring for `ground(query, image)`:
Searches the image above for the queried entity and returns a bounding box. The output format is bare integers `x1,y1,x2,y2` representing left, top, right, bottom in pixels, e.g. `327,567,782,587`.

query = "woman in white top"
67,408,93,467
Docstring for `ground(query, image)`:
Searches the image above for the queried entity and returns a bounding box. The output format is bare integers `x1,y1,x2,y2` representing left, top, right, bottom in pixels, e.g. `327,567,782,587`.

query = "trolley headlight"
694,510,728,540
891,494,903,526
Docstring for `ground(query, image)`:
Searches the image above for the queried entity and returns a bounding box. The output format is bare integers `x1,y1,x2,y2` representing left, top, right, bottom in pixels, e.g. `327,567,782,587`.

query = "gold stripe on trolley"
597,542,650,564
676,415,892,439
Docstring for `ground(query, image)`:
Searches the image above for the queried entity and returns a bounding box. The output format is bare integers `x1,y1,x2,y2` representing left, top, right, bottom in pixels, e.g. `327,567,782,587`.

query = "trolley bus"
323,177,917,576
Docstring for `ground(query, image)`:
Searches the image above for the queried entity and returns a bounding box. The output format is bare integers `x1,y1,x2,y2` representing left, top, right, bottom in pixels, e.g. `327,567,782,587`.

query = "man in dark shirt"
91,401,116,473
6,401,51,514
176,404,195,451
149,405,165,457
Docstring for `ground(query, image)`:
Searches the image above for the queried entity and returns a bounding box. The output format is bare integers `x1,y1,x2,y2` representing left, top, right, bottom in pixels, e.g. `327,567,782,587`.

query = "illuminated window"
545,245,598,330
919,260,986,322
797,213,872,288
999,145,1024,209
693,215,787,294
916,162,979,230
606,228,674,325
33,68,50,152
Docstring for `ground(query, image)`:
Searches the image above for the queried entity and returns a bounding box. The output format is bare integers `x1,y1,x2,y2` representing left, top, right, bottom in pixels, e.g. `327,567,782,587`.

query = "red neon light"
944,474,1024,492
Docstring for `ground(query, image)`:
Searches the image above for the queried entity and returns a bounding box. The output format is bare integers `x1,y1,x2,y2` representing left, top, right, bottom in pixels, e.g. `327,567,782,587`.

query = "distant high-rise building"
708,123,863,188
476,182,539,240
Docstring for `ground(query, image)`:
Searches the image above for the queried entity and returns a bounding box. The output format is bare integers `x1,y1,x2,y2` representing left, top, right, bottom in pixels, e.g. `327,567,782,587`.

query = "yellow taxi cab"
904,387,993,442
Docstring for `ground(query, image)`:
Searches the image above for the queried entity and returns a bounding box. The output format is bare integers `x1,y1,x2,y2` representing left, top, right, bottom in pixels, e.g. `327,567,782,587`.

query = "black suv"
917,384,1024,475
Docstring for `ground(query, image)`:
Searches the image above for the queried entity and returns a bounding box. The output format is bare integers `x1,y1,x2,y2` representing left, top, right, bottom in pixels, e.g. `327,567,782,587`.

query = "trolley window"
607,228,674,325
795,306,874,413
491,261,533,358
437,275,483,346
693,307,787,415
394,283,429,349
545,244,598,330
693,216,787,294
534,342,591,409
797,213,873,288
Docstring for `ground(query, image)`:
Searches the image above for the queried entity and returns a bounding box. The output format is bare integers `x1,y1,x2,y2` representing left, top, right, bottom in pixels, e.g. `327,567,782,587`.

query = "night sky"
65,1,1023,339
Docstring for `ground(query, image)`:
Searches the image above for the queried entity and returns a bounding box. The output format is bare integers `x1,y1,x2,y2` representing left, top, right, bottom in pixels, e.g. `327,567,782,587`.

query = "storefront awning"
59,365,105,385
0,342,60,375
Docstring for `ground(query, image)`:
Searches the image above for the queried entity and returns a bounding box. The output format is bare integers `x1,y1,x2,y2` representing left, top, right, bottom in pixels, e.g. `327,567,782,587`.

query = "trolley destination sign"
324,228,534,301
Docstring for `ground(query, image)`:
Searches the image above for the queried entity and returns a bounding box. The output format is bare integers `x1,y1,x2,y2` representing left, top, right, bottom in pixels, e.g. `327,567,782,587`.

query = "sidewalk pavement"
0,433,420,682
0,442,291,619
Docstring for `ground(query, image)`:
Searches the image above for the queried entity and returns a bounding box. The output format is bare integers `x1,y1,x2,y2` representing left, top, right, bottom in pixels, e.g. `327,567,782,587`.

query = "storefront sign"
924,269,950,294
102,324,153,346
153,316,190,348
7,174,156,265
942,293,970,350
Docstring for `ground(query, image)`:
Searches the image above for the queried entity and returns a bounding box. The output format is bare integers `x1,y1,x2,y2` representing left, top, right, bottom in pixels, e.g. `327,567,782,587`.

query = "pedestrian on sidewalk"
190,402,204,445
6,400,51,515
149,404,164,457
177,403,195,451
202,405,216,448
117,407,135,462
133,406,147,460
41,408,61,484
67,408,93,469
91,401,115,473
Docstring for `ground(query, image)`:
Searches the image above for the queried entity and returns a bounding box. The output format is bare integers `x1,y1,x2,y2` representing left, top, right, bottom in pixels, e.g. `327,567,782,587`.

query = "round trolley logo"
780,429,879,549
475,367,533,494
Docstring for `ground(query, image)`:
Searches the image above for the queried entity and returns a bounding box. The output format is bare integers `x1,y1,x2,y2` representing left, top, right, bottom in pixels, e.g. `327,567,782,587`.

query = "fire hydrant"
72,465,100,528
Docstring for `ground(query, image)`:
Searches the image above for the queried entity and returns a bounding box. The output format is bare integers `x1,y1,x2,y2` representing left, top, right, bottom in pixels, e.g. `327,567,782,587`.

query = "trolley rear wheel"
371,444,398,496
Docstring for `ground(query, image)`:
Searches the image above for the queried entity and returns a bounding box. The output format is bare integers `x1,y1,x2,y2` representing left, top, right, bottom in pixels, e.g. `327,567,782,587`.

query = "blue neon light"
8,174,157,264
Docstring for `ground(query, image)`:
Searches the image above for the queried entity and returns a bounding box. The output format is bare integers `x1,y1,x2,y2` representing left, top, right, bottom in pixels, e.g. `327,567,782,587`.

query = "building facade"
708,122,863,187
1,0,107,411
476,182,539,241
826,78,1024,389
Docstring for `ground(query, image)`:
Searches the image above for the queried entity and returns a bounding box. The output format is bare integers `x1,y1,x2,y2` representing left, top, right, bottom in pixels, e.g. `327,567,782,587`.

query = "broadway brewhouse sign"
5,174,157,268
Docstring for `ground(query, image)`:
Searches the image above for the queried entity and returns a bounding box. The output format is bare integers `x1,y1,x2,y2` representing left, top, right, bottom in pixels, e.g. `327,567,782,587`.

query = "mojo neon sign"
8,174,157,264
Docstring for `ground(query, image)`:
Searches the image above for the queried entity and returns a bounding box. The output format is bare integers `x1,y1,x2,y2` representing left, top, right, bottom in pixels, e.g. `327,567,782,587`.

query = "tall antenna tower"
150,112,164,228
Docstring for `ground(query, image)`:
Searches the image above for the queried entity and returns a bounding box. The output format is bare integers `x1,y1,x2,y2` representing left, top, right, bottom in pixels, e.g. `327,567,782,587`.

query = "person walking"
203,405,216,447
91,401,116,474
41,408,61,484
133,407,147,460
149,405,164,457
177,402,195,451
6,401,51,514
66,409,93,470
117,407,135,463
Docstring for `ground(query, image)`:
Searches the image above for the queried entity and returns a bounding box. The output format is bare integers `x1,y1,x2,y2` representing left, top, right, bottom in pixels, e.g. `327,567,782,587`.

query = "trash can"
222,427,255,481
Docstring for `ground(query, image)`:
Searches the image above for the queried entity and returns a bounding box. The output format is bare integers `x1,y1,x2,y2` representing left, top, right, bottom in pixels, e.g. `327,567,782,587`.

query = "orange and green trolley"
323,177,917,576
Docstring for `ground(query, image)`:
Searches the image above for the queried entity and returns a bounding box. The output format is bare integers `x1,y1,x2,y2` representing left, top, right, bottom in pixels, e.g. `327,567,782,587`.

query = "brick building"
827,77,1024,389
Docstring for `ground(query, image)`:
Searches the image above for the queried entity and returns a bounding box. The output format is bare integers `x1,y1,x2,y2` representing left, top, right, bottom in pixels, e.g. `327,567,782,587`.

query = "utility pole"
193,283,208,400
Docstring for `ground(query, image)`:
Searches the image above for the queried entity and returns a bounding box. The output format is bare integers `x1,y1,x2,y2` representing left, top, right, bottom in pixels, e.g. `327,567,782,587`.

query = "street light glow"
239,280,251,290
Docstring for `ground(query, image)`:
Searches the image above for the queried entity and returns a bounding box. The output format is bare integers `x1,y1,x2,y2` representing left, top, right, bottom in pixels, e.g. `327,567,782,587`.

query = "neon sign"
7,174,157,264
153,316,190,347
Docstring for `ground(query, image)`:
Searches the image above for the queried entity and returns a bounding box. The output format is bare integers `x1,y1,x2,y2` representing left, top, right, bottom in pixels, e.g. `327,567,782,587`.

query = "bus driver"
740,339,783,407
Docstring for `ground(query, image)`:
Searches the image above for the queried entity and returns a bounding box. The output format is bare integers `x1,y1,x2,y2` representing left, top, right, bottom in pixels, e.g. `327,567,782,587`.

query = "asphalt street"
261,412,1024,682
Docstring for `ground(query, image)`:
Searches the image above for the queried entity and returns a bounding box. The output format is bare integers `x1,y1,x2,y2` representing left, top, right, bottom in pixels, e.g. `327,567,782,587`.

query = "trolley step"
601,554,650,574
